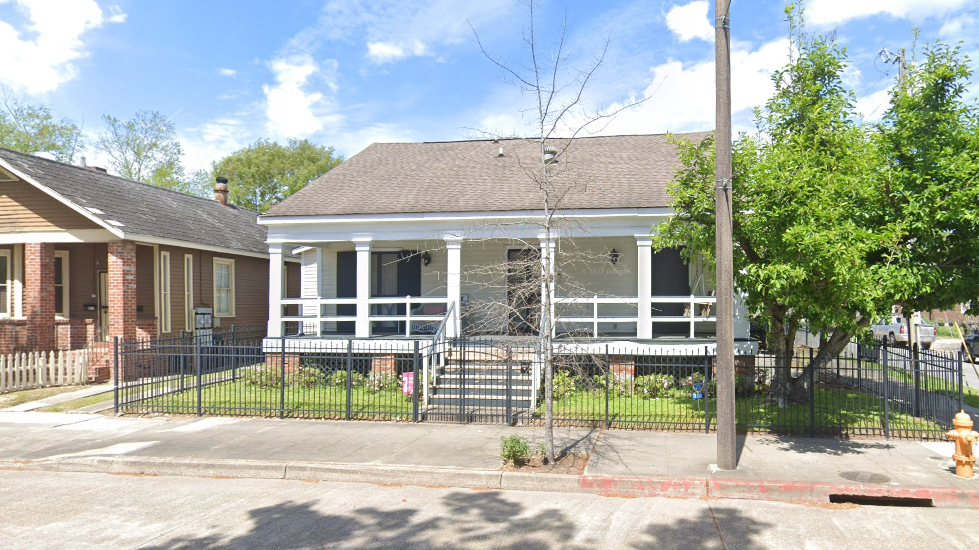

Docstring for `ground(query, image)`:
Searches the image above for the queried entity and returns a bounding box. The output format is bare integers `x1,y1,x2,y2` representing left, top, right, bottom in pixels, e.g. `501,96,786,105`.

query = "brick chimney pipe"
214,176,229,206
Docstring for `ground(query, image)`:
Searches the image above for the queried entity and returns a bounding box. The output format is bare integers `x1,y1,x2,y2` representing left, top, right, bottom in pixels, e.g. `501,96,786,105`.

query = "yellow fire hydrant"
947,410,979,479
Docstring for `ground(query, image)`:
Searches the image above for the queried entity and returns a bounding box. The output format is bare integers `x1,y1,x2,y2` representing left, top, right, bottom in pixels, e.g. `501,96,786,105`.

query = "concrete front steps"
85,342,114,383
429,357,538,419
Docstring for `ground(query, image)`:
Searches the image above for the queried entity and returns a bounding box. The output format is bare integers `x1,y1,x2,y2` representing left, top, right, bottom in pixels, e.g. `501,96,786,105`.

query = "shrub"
364,372,397,394
328,370,364,388
500,434,531,465
246,366,283,389
289,367,325,389
592,373,632,397
635,374,674,399
552,370,577,400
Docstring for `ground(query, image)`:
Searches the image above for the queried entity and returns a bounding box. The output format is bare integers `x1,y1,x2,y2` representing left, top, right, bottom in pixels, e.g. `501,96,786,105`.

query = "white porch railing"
368,296,451,336
555,295,717,338
280,296,450,337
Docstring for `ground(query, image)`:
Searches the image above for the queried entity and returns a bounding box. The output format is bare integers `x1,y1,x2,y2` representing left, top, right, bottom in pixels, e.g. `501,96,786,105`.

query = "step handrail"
425,301,456,406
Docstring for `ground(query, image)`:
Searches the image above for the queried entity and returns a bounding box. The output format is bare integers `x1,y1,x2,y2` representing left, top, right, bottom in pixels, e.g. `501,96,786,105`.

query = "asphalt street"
0,469,977,550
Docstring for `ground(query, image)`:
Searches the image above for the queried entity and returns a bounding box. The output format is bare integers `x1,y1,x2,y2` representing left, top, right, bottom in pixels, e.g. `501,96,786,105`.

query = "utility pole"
714,0,736,471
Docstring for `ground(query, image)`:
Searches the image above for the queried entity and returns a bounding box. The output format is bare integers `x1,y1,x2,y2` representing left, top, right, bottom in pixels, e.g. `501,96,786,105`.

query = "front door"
97,270,109,340
506,249,541,335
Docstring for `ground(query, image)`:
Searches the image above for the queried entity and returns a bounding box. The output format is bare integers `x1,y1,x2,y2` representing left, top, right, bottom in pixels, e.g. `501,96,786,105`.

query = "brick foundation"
265,352,302,371
372,354,396,375
609,355,635,380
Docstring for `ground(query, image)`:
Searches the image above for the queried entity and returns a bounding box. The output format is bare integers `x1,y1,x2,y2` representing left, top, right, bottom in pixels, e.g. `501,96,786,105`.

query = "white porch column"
12,244,23,318
636,237,652,339
355,240,372,338
540,239,556,338
267,244,284,338
445,239,462,337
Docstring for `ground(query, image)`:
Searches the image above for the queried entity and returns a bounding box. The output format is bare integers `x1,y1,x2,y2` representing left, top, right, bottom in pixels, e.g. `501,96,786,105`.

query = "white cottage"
259,133,756,357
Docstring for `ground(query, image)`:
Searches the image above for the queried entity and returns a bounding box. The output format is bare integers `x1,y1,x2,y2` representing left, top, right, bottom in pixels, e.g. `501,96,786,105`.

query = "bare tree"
470,0,646,461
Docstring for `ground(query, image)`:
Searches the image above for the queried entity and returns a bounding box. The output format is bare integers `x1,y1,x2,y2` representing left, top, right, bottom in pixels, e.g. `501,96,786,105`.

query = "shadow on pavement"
753,436,896,455
138,490,580,550
633,503,773,549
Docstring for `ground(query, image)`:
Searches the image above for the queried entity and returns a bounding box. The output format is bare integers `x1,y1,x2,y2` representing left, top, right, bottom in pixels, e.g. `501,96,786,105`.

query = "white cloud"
366,41,427,64
855,89,891,122
665,1,713,42
592,39,788,136
0,0,126,94
806,0,970,26
307,0,518,65
217,68,237,77
179,118,249,172
342,123,416,155
262,54,341,137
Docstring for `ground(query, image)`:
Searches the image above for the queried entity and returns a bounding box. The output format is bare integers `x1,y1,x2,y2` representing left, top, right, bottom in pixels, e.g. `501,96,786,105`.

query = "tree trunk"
768,311,861,405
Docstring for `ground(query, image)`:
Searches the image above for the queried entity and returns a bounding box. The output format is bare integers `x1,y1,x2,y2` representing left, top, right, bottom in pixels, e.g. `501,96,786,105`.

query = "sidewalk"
0,411,975,507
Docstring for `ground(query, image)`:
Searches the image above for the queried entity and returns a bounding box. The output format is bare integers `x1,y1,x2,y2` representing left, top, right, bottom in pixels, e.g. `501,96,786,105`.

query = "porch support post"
12,244,23,318
445,239,462,338
107,241,137,343
267,244,283,338
636,237,653,339
24,243,55,350
354,240,372,338
540,239,556,338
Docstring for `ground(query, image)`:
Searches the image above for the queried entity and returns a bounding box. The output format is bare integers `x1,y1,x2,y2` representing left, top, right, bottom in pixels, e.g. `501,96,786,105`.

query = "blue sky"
1,0,977,173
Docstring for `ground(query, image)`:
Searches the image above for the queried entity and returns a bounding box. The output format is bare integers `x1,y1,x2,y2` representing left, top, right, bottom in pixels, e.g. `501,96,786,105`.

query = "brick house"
0,148,298,370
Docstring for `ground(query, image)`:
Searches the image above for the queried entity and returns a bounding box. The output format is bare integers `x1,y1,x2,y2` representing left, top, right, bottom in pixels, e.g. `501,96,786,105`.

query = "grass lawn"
542,386,942,435
0,385,89,408
37,393,114,412
130,378,414,418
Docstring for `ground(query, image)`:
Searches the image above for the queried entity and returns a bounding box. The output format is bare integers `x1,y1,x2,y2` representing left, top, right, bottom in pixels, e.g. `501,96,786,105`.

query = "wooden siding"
57,243,104,321
0,180,98,232
135,245,156,319
156,245,271,335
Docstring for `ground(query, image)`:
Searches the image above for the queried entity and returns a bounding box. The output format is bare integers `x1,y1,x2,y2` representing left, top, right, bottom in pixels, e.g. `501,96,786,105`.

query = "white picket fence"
0,349,89,393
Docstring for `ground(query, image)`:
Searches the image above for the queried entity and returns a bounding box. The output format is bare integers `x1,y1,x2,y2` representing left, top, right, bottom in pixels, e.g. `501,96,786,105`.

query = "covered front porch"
266,235,753,352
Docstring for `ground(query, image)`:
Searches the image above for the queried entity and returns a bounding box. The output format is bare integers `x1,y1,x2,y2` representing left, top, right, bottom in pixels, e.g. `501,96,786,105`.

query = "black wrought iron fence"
113,334,964,440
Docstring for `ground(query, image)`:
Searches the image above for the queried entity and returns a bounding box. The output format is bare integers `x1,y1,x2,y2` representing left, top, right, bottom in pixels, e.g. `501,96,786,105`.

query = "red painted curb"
708,477,979,508
578,475,707,499
576,474,979,507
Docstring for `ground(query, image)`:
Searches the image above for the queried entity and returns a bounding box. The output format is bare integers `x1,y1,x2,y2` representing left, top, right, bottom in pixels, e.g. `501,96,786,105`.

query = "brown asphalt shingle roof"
0,147,269,255
265,132,709,217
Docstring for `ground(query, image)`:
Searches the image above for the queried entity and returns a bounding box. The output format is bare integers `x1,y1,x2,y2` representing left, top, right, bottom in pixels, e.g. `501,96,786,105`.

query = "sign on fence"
0,350,89,393
401,371,414,396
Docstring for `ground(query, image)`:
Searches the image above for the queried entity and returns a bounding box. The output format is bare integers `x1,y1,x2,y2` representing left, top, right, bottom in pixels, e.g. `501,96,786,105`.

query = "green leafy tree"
654,7,904,403
211,138,342,212
95,110,187,190
878,40,979,315
0,92,83,162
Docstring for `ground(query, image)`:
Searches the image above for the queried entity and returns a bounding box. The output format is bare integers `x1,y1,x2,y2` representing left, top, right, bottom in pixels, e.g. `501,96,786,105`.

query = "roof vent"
498,146,504,157
214,176,230,206
543,145,558,164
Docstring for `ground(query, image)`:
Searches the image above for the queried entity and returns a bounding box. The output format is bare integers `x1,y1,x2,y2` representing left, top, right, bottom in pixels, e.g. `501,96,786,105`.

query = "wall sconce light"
608,249,620,265
421,251,432,266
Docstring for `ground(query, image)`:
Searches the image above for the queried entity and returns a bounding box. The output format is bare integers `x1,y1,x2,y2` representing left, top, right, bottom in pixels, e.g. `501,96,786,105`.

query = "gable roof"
265,132,710,218
0,147,268,255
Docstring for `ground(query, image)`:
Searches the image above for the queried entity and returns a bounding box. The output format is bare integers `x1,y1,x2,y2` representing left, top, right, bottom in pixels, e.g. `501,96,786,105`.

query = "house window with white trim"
213,258,235,317
54,250,69,318
0,250,10,317
160,251,171,333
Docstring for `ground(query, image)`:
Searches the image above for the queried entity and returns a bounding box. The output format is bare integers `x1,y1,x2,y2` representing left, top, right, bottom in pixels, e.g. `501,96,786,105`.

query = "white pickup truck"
871,316,936,349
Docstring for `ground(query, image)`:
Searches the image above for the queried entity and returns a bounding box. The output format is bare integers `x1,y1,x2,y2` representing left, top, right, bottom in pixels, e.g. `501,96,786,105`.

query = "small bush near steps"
500,434,531,465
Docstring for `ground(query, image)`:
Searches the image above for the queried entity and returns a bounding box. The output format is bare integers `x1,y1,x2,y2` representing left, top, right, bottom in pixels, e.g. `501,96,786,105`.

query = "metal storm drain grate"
838,470,891,484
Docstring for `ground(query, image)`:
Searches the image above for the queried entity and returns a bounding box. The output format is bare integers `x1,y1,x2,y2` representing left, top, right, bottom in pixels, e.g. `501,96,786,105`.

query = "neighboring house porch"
0,147,290,379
